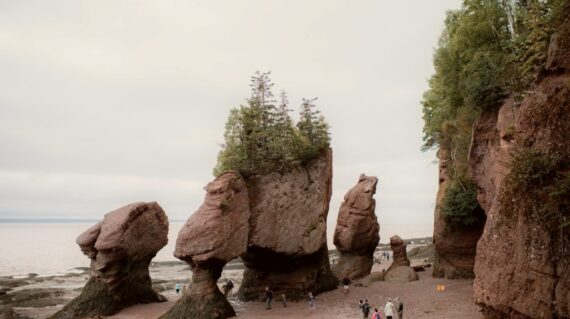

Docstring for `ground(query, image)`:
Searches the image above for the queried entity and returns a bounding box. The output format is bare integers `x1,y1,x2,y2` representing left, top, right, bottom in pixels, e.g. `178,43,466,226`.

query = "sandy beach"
102,268,482,319
109,262,482,319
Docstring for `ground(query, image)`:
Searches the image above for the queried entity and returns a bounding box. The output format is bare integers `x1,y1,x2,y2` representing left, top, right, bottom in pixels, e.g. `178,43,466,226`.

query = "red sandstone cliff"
469,15,570,318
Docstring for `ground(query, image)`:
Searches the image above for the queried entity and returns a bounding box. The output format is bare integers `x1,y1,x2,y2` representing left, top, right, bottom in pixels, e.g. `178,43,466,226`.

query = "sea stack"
332,174,380,280
161,171,250,319
238,148,338,300
50,202,169,319
384,235,418,283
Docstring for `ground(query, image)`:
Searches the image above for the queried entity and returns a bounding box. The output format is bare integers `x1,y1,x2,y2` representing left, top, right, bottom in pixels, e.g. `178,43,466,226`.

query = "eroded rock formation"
471,14,570,318
432,145,486,279
51,202,168,319
387,235,410,269
161,171,250,319
238,148,338,300
332,174,380,280
384,235,418,283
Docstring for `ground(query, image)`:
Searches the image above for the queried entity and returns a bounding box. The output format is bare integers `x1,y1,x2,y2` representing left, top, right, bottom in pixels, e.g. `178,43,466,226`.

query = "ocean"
0,221,184,277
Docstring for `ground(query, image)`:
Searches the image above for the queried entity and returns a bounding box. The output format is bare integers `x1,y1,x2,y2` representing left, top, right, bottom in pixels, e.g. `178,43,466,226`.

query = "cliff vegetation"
422,0,567,227
214,71,331,177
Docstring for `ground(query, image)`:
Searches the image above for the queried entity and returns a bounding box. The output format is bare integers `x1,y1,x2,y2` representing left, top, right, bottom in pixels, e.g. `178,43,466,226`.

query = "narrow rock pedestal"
161,171,250,319
333,174,380,280
385,235,418,283
162,265,234,319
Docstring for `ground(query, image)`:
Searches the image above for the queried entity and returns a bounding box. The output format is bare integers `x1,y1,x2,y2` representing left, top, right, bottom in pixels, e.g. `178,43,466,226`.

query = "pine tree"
214,72,331,176
213,108,246,176
298,97,319,145
248,71,277,162
296,97,330,161
273,91,294,167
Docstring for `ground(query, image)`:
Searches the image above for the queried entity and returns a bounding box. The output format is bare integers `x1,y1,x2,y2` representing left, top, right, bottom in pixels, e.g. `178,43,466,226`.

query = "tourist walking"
281,293,287,307
395,297,403,319
342,275,351,294
265,287,273,310
384,298,396,319
362,299,371,318
372,308,382,319
175,283,181,294
308,292,316,311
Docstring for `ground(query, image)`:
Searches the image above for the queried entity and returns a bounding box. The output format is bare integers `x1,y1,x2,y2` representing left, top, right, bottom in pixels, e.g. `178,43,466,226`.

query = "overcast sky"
0,0,461,242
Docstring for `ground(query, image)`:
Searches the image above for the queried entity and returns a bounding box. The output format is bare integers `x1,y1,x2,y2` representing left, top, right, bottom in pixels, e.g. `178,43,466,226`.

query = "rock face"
333,174,380,280
238,148,338,300
432,146,486,279
50,202,169,319
471,14,570,318
161,171,250,319
384,235,418,283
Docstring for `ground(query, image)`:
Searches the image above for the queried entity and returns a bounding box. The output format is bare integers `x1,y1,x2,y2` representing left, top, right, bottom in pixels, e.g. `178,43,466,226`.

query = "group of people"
359,298,403,319
212,276,404,318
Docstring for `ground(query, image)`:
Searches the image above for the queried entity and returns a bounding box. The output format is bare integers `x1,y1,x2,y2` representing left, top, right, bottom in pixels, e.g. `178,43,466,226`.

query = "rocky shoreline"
0,260,242,319
1,243,433,319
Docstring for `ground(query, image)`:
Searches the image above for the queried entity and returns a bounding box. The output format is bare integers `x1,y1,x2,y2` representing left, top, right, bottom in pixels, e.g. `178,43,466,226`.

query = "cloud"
0,0,461,241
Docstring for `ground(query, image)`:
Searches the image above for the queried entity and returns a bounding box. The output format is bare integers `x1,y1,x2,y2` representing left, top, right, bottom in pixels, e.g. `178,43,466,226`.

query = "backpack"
374,313,382,319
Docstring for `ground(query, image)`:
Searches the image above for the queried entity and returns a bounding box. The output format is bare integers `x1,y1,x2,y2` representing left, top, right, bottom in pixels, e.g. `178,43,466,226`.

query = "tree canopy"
214,71,331,177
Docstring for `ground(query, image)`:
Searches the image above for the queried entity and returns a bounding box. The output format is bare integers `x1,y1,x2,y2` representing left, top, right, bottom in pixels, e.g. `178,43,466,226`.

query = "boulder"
161,171,250,319
333,174,380,280
238,148,338,301
384,266,418,283
50,202,169,319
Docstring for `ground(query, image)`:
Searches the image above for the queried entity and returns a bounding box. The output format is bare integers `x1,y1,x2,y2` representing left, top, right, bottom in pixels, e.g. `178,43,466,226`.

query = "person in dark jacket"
362,299,371,318
342,275,351,294
265,287,273,310
395,297,403,319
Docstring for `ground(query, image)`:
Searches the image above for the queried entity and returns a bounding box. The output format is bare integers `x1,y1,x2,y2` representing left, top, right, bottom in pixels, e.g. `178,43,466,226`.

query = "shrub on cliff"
505,148,570,230
442,179,482,227
214,72,330,177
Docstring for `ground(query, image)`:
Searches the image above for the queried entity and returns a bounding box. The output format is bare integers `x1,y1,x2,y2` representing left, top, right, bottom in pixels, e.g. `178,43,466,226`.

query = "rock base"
238,245,337,301
161,266,235,319
384,266,419,283
50,262,164,319
160,290,235,319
